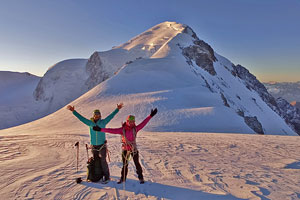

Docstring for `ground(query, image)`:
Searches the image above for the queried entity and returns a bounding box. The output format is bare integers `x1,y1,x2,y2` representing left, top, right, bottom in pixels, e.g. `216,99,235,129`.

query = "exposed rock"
33,81,45,101
182,37,217,76
244,116,264,134
85,52,110,89
221,93,230,107
232,64,300,135
276,98,300,135
237,109,245,117
182,26,199,40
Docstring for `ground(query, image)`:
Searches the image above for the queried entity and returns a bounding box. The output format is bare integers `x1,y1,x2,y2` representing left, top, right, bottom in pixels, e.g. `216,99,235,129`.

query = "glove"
150,108,158,117
93,126,101,131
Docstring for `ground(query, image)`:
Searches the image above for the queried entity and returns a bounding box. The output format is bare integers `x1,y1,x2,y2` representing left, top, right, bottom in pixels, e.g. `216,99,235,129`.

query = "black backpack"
87,157,103,182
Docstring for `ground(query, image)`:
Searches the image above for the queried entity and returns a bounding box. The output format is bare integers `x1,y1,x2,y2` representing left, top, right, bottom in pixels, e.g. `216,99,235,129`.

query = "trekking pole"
74,142,83,184
75,142,79,173
85,144,89,160
123,151,130,190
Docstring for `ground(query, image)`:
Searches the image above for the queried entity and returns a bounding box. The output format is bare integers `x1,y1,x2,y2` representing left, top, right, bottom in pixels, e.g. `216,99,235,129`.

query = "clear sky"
0,0,299,82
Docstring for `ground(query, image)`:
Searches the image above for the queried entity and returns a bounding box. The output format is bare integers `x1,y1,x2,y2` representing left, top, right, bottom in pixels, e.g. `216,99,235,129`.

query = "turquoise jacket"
73,108,119,145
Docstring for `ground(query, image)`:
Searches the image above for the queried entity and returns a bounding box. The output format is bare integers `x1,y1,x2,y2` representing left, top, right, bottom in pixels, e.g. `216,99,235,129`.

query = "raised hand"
67,105,75,112
93,126,101,131
117,103,124,110
150,108,158,117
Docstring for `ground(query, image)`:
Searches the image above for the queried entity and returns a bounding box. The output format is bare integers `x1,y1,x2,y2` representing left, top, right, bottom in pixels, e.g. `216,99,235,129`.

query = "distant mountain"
0,71,41,129
1,22,299,135
33,59,89,113
0,59,90,129
264,82,300,103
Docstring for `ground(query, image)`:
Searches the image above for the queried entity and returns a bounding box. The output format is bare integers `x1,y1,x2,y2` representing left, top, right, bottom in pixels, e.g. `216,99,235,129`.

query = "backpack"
87,157,103,182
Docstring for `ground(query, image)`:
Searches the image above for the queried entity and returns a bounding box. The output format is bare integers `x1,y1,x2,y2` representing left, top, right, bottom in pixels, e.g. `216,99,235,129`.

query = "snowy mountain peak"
1,22,299,136
116,21,186,52
114,21,202,59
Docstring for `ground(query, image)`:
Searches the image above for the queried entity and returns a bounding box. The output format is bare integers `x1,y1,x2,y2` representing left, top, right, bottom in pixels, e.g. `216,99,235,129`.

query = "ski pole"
75,142,79,172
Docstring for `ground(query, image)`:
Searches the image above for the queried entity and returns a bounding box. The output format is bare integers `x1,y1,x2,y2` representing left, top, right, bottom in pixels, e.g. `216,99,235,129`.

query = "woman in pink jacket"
93,108,157,184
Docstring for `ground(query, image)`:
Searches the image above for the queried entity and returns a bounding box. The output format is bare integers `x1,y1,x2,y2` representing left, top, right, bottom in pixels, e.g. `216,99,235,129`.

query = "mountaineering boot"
101,177,110,184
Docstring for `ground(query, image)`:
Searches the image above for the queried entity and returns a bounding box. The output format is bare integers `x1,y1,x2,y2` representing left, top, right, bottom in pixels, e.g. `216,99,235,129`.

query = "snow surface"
1,122,300,199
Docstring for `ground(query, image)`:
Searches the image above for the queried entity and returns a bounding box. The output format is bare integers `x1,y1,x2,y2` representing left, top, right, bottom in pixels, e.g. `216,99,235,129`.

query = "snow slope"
0,71,41,129
34,59,89,113
0,71,40,105
0,59,89,130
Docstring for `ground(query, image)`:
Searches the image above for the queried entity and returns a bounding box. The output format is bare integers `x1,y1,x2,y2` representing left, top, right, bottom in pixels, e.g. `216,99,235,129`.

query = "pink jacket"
101,115,152,150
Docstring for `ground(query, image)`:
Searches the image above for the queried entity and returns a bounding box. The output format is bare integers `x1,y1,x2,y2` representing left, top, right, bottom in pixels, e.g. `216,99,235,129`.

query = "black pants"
120,150,143,181
92,144,110,180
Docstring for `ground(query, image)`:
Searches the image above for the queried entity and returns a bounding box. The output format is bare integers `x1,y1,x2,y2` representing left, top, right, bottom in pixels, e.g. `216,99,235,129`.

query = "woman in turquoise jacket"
67,103,123,183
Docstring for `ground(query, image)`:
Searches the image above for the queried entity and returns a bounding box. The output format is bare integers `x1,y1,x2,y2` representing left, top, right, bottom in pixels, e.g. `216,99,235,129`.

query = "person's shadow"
82,176,242,200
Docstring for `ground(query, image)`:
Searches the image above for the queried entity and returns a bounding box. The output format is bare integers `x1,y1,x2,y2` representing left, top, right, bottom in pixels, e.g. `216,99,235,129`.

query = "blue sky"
0,0,299,82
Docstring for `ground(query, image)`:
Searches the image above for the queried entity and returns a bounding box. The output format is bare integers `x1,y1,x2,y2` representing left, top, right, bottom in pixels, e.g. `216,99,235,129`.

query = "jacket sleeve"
101,127,123,135
73,110,95,127
103,108,119,125
136,115,152,132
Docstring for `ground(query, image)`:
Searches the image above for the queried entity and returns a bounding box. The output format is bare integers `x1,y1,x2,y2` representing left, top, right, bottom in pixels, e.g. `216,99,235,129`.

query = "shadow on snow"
81,176,242,200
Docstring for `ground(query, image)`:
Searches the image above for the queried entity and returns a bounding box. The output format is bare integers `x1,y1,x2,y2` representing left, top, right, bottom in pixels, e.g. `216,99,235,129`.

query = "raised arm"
136,108,158,132
67,105,95,126
136,116,152,132
96,127,123,135
102,103,124,124
73,110,95,126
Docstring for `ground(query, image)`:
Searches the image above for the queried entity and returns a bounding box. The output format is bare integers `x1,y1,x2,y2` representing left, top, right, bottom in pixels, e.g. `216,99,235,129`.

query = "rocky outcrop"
221,93,230,107
182,32,217,76
85,52,110,89
244,116,264,134
232,64,300,135
232,64,278,108
276,98,300,135
33,81,46,101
